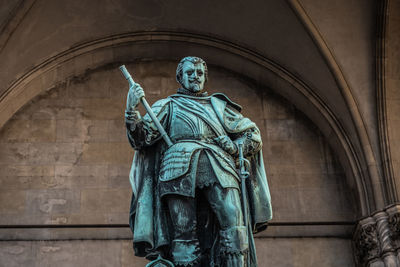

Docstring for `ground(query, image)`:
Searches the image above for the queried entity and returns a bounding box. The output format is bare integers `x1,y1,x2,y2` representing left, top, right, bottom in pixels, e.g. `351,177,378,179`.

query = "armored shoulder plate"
151,98,171,109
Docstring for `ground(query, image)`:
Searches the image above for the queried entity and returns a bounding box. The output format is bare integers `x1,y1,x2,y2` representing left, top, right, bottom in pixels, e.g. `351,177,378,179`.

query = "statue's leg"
166,195,201,267
204,185,248,267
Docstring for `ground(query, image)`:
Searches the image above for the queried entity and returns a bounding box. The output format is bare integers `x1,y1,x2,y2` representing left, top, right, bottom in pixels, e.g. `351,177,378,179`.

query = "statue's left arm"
232,127,262,157
215,103,262,158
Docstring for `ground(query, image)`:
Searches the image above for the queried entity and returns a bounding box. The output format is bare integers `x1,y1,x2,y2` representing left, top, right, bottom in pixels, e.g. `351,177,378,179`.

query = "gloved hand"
214,135,238,156
126,83,145,111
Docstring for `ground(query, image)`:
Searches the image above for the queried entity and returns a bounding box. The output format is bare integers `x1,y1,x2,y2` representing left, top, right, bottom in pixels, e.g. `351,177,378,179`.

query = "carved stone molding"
354,216,379,265
353,204,400,266
387,205,400,248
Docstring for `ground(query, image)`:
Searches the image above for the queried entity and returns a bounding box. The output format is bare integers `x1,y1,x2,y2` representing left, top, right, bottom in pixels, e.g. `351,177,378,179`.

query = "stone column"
353,204,400,266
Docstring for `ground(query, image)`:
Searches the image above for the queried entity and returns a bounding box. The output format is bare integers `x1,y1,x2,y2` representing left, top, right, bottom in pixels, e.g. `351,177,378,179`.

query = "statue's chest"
168,100,224,142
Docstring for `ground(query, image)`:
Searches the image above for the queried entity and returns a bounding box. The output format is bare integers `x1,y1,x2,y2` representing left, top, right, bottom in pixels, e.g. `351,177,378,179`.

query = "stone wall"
0,61,356,266
0,238,353,267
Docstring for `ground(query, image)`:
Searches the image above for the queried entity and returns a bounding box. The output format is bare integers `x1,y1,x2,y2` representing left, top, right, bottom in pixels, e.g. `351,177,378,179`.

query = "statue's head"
176,56,208,93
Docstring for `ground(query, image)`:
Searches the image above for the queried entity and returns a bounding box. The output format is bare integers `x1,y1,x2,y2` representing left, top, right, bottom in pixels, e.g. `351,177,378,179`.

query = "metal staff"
119,65,173,148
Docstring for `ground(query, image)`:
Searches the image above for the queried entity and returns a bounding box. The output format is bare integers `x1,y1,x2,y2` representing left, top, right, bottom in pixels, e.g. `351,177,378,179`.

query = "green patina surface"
123,57,272,267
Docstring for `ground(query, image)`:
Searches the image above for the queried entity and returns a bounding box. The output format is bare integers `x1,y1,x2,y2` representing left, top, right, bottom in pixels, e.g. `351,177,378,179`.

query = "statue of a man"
125,57,272,267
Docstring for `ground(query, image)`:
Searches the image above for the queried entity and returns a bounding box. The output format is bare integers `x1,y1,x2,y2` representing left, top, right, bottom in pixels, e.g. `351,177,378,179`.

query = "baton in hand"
119,65,173,148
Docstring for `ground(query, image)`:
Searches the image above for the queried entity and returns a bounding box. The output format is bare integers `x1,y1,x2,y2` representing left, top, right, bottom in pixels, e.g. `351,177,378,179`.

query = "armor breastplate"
159,98,235,182
168,99,224,142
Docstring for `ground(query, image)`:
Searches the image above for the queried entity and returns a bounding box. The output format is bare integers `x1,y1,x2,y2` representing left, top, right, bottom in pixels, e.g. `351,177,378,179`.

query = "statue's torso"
168,98,222,142
158,97,239,197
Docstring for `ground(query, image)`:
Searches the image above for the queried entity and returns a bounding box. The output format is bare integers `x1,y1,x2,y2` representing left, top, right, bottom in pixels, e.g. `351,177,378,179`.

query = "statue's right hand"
127,83,145,110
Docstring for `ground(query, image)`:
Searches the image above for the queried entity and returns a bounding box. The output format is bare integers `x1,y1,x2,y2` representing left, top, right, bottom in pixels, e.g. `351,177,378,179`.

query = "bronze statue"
123,57,272,267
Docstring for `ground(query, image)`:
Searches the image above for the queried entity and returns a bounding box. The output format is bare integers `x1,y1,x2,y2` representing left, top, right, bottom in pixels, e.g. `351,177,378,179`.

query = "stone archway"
0,59,357,266
0,32,370,216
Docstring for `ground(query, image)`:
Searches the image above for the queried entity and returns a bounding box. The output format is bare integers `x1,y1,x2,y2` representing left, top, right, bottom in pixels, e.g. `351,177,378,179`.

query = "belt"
174,137,217,145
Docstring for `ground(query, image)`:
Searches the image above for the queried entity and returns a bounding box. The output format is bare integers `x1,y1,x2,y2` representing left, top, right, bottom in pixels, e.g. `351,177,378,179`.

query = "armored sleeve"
232,127,262,157
222,103,262,157
125,99,170,150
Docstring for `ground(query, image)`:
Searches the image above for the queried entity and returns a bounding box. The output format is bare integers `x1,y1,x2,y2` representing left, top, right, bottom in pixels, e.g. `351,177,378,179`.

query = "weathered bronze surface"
123,57,272,267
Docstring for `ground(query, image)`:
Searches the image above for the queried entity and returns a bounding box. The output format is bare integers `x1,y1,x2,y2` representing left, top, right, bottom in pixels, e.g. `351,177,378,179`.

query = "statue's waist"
159,141,237,182
169,127,219,143
172,137,217,145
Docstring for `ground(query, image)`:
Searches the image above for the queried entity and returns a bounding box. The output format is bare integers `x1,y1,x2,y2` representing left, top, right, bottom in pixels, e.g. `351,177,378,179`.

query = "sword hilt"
237,140,250,179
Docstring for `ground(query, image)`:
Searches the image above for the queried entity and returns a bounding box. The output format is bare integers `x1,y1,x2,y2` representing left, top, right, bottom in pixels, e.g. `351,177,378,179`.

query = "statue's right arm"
125,83,170,150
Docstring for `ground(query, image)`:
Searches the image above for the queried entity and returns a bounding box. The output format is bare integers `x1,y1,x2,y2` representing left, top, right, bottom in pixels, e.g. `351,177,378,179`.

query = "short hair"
176,56,208,85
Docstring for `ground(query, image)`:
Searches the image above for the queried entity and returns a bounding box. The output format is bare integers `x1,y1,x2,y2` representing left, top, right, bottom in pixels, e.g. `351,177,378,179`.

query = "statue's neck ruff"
177,87,208,97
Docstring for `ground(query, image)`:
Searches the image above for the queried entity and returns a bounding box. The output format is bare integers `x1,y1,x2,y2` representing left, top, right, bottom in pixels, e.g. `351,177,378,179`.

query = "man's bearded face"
181,61,206,93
